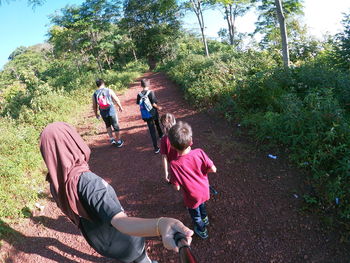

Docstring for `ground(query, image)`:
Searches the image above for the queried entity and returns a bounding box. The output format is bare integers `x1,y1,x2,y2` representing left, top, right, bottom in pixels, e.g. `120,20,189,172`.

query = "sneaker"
110,138,116,145
115,139,124,148
202,216,209,226
154,148,160,154
194,226,208,239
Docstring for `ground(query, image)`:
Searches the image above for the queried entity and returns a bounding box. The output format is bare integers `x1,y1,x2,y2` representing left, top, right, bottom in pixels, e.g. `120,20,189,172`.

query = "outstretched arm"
110,212,193,252
110,89,123,112
208,164,217,173
150,91,162,110
162,155,170,182
92,95,99,118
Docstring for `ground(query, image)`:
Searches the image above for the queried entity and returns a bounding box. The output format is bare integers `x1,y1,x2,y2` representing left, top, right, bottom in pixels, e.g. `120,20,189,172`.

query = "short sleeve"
200,149,214,174
149,91,157,104
78,172,124,224
160,136,167,155
169,163,180,186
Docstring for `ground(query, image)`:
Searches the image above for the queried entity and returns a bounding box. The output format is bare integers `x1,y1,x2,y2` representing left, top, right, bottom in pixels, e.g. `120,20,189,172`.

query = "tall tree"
334,12,350,70
274,0,289,67
48,0,122,73
122,0,181,68
183,0,210,56
211,0,252,46
254,0,303,59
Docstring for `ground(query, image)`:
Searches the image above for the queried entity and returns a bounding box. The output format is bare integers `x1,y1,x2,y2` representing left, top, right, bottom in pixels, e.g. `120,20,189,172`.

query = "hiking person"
160,113,178,183
136,78,163,153
93,78,124,147
168,121,217,239
40,122,193,263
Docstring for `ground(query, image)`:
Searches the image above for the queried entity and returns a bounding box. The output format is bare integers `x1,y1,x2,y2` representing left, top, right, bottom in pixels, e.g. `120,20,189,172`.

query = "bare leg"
106,127,114,140
114,130,121,141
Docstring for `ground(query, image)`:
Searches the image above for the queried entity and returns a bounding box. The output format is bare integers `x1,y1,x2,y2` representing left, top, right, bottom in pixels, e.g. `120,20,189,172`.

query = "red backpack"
95,88,112,110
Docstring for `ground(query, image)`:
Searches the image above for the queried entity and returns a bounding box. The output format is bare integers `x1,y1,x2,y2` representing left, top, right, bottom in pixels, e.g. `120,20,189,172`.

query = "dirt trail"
2,72,349,263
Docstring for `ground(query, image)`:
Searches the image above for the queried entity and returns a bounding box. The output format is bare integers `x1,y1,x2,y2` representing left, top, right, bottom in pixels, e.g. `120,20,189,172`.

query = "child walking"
168,121,217,239
160,113,178,183
136,79,163,153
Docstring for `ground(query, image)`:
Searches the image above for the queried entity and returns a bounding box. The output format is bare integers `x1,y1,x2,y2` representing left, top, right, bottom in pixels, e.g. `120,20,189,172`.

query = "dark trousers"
146,118,163,149
188,203,207,232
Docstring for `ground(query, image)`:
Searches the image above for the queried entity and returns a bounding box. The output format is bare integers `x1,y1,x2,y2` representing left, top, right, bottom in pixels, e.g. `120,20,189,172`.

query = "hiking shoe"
154,147,160,154
110,138,116,145
194,226,208,239
202,216,209,226
115,139,124,148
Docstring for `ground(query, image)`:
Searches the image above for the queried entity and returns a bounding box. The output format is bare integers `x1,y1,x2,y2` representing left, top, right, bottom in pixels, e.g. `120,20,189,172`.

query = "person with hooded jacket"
40,122,193,263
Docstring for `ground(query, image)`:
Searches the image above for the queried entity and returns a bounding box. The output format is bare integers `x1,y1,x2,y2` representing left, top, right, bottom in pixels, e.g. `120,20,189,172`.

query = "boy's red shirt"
160,135,178,162
170,148,214,209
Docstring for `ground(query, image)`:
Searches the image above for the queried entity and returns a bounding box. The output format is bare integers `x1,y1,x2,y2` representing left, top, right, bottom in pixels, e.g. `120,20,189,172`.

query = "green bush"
0,118,43,218
238,69,350,220
0,59,146,220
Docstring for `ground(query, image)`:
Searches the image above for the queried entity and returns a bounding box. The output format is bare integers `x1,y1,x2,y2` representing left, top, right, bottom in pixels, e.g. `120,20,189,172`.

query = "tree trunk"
224,6,232,45
104,54,112,69
191,0,209,57
275,0,290,68
89,30,104,74
132,48,138,61
225,5,236,45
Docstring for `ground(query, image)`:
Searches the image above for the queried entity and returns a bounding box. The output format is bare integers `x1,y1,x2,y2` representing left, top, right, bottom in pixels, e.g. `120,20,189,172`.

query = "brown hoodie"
40,122,91,225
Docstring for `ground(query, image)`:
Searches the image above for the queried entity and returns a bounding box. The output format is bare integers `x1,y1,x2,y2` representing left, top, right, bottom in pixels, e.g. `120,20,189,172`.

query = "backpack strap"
138,90,151,103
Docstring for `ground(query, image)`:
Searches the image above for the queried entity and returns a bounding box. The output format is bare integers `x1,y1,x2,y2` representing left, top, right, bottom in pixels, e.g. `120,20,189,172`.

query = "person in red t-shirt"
168,121,217,239
160,113,178,183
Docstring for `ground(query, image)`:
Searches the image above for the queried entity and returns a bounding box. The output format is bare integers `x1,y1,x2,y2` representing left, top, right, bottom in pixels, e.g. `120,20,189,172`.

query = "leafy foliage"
48,0,122,73
121,0,181,66
334,12,350,70
255,0,304,52
210,0,254,46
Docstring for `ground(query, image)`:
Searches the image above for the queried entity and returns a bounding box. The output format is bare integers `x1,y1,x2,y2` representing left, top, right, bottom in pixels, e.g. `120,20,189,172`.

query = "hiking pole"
209,185,218,195
174,232,198,263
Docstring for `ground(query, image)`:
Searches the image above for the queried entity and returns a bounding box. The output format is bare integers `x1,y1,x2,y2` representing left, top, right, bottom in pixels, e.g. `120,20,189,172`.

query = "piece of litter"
35,203,45,211
268,154,277,159
237,124,241,127
335,197,339,205
293,194,299,198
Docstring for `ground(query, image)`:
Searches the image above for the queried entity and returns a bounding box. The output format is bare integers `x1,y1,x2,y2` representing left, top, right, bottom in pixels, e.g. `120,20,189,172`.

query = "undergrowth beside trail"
0,61,147,224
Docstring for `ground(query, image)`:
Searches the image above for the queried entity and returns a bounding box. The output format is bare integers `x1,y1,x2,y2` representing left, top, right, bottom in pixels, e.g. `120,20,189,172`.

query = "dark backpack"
138,90,153,120
95,88,112,110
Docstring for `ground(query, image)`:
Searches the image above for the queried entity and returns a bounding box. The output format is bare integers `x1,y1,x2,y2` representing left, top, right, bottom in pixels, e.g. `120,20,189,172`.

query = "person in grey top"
93,79,124,147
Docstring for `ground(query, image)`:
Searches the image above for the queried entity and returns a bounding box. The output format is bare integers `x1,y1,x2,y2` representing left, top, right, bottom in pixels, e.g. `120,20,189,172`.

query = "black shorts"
78,172,145,262
102,114,120,131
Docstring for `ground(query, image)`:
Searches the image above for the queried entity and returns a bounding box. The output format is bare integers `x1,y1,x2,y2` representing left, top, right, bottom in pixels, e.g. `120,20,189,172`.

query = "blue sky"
0,0,84,68
0,0,350,69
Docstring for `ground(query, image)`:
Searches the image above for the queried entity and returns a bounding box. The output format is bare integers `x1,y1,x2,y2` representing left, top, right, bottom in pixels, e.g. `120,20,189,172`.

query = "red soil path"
1,72,349,263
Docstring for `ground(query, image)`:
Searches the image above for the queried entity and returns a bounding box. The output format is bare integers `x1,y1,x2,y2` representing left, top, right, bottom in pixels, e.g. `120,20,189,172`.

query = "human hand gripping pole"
174,232,198,263
157,218,193,253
